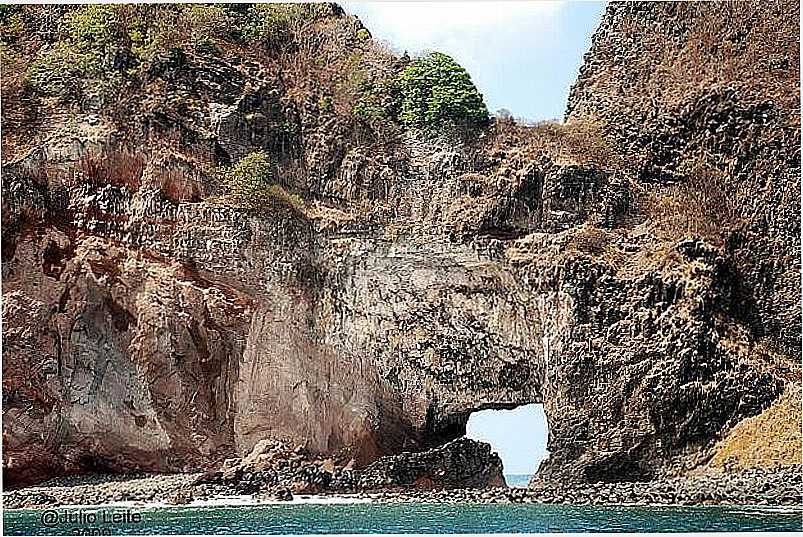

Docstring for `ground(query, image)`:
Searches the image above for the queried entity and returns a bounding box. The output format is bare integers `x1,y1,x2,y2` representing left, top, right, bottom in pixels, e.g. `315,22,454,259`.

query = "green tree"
64,5,122,47
397,52,488,136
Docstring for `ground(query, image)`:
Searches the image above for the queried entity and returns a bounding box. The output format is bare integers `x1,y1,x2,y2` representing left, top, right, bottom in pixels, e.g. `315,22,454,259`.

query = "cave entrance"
465,403,548,487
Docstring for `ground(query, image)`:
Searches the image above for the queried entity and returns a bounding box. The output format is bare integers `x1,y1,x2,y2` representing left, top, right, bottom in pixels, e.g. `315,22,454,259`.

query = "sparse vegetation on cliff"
240,3,311,49
26,5,129,100
221,151,304,214
7,4,340,106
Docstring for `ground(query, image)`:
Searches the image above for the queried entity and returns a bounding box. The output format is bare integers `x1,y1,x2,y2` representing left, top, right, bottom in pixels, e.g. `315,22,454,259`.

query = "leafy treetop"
397,51,489,136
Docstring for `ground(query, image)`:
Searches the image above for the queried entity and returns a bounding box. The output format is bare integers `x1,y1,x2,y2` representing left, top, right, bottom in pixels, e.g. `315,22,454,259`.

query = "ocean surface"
4,502,801,535
505,474,532,488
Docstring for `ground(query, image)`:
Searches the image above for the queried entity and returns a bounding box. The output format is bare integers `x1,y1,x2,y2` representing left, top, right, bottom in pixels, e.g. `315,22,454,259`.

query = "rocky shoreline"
4,467,801,510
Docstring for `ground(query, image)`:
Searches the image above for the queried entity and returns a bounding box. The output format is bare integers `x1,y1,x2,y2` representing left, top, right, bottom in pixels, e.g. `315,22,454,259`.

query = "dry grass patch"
564,225,627,269
633,155,747,246
487,118,622,171
709,384,802,471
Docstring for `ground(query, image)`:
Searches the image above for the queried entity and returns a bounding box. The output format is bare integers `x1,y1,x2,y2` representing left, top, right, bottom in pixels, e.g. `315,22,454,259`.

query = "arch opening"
465,403,548,488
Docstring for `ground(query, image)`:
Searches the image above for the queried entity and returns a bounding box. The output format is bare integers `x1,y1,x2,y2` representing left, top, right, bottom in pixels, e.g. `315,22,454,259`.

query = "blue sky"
343,1,606,122
466,404,548,475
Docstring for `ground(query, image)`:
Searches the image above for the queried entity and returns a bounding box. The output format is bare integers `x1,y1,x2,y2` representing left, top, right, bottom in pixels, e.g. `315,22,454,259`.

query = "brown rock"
1,2,798,489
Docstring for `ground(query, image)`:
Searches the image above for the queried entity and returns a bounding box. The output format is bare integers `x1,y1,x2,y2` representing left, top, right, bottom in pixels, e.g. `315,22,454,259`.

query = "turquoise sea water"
504,474,532,488
4,503,801,535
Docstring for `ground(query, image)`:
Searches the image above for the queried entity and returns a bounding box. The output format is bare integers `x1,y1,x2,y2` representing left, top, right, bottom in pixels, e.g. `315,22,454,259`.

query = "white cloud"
344,2,564,56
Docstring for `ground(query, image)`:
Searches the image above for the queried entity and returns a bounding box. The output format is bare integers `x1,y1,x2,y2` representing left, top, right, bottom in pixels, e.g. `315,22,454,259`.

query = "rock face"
565,1,801,354
2,2,800,488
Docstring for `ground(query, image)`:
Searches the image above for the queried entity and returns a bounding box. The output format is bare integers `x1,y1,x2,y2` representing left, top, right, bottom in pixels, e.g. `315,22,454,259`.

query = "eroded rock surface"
2,2,800,488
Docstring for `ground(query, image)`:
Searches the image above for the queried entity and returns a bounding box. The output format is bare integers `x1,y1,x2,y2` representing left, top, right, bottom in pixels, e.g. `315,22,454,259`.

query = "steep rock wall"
2,2,799,488
566,0,801,355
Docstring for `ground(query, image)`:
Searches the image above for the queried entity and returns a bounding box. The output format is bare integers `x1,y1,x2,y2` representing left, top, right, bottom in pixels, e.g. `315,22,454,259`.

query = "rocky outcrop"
193,439,351,496
193,437,504,496
566,1,801,353
2,2,799,489
357,438,505,490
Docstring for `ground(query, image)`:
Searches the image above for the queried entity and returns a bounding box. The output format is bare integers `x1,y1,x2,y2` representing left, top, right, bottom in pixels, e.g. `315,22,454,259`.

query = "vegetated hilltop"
1,2,799,489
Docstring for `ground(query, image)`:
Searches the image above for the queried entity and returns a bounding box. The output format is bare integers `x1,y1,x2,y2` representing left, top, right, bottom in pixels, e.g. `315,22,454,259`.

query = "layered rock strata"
2,1,799,488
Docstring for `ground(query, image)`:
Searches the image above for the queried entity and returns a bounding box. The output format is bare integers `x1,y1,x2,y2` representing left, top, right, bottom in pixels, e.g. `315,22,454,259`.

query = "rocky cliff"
2,2,800,488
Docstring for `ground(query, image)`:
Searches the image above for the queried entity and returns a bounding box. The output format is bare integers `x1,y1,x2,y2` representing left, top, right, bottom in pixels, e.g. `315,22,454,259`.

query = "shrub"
262,184,305,214
182,4,232,40
397,52,488,136
26,5,127,101
352,81,385,122
126,5,230,65
64,5,122,48
224,151,274,203
178,5,231,54
241,4,300,49
0,5,25,45
222,151,304,213
26,43,86,98
318,95,333,113
356,28,371,42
